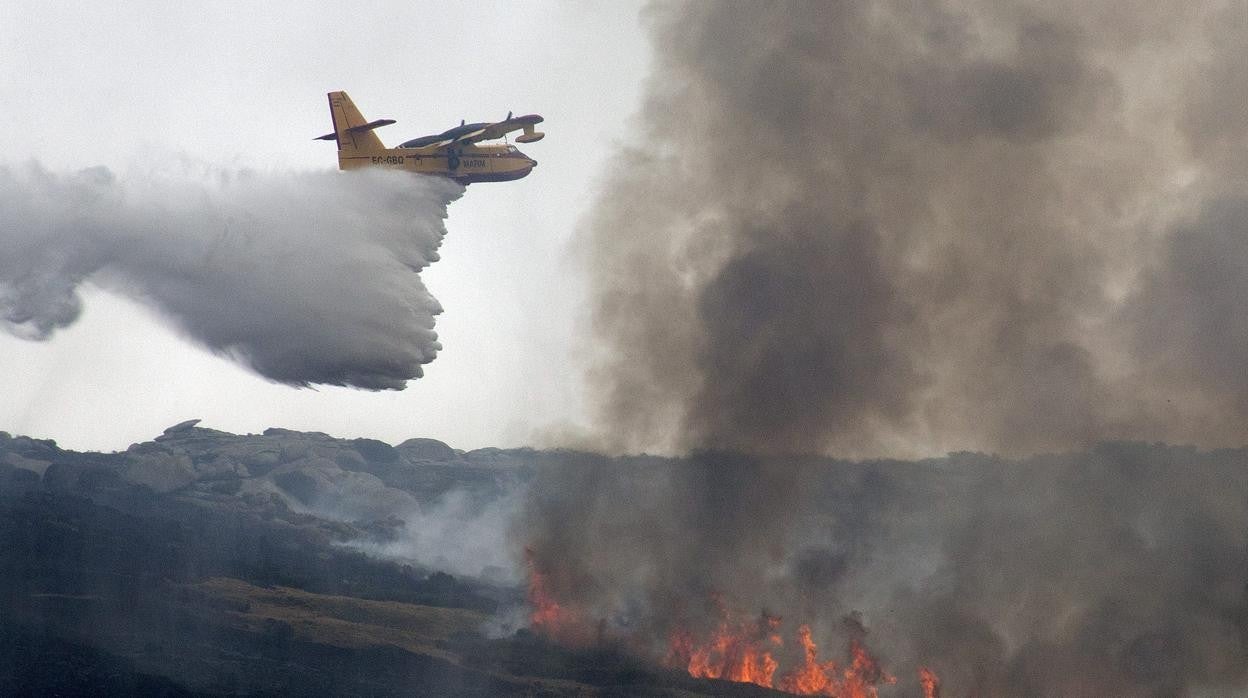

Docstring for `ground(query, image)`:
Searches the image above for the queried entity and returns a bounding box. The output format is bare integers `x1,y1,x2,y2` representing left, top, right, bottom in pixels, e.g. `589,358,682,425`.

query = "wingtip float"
315,91,543,185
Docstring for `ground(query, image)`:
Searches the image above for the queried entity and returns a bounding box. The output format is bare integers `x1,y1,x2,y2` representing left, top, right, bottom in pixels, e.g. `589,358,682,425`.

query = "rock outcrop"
0,421,548,545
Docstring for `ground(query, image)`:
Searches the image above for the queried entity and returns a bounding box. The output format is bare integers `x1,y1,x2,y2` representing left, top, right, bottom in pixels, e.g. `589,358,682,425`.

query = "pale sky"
0,0,651,452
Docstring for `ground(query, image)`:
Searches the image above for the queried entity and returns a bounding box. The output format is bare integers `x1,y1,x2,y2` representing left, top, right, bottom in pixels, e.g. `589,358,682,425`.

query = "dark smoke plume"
0,162,462,389
521,1,1248,695
582,0,1248,458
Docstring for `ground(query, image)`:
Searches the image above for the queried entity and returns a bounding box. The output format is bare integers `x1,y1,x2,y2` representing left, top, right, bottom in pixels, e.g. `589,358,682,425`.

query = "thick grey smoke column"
0,163,463,389
521,1,1248,696
584,0,1247,458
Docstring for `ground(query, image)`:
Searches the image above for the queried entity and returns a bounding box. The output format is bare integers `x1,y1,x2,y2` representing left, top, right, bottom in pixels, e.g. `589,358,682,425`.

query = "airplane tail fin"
315,91,392,156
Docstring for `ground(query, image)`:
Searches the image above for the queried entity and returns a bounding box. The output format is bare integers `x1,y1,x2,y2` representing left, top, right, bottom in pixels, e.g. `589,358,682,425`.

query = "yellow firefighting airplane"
315,91,543,185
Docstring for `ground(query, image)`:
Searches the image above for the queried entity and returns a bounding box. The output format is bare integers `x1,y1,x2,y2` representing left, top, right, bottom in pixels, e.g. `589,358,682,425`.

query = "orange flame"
525,548,567,634
524,548,600,646
523,557,921,696
844,637,897,696
777,625,838,695
668,616,896,697
668,614,782,688
772,626,895,697
919,667,941,698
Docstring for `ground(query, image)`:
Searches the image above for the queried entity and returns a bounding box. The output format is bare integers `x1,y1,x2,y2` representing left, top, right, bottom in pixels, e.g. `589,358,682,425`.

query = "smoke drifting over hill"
521,448,1248,695
522,2,1248,696
0,163,462,389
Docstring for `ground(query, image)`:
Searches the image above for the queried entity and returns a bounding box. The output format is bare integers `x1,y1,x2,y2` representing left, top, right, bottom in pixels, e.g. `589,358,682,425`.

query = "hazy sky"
0,0,650,451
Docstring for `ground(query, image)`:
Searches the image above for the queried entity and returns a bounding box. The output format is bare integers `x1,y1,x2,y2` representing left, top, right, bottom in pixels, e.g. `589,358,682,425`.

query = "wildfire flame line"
524,554,940,696
666,614,782,688
666,616,897,698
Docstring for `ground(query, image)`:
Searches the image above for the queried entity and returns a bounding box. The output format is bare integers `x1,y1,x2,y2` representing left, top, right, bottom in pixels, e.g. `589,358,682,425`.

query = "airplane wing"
461,114,545,145
399,114,544,153
439,127,488,147
400,127,488,152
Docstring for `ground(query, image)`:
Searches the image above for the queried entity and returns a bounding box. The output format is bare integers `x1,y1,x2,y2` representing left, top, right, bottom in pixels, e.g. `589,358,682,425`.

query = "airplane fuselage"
337,143,537,185
320,91,542,185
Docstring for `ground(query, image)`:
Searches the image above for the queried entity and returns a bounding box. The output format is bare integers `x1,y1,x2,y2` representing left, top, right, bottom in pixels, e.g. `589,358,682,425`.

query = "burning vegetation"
516,445,1248,695
526,558,935,696
667,617,902,697
517,0,1248,695
524,548,598,647
665,606,782,688
918,667,940,698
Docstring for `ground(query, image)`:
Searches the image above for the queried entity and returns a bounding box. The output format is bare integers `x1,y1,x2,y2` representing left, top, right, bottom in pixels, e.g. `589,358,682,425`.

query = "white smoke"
0,161,463,389
360,486,527,584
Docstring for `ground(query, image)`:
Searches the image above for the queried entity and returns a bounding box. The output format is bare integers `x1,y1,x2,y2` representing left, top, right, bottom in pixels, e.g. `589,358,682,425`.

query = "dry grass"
185,577,488,661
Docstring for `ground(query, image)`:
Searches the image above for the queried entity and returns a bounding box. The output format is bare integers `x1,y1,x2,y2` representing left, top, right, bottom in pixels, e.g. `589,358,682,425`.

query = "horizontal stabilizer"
348,118,396,133
314,119,396,142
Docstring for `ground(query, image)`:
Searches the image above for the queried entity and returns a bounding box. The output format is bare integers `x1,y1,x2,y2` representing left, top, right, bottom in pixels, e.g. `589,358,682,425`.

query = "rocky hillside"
8,424,1241,695
0,422,765,696
7,419,539,514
